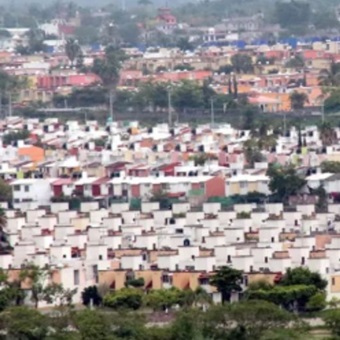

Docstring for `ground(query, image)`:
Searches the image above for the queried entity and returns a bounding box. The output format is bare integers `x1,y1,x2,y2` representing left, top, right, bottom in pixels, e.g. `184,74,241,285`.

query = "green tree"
290,91,308,110
0,180,12,202
174,64,195,71
0,269,23,311
81,286,102,306
318,121,337,146
242,106,258,130
267,164,306,202
25,28,46,54
231,53,253,74
324,89,340,112
319,61,340,87
0,70,25,115
144,288,183,311
112,311,148,339
210,266,243,303
1,306,48,340
279,267,327,291
92,45,125,120
65,38,81,66
43,283,76,307
176,37,194,51
3,129,30,145
150,189,171,210
19,263,50,309
200,304,235,339
285,55,305,69
244,139,265,167
72,309,113,340
126,277,145,288
172,80,204,111
323,309,340,337
192,287,212,307
171,309,205,340
103,288,143,310
218,64,234,74
229,300,293,339
310,185,328,212
306,291,327,312
246,284,318,312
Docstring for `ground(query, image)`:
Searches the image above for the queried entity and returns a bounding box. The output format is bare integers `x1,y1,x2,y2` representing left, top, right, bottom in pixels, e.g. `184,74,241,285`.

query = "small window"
99,255,103,260
162,275,171,283
24,185,29,192
240,181,247,189
332,277,336,285
264,256,268,263
13,185,20,191
73,269,80,285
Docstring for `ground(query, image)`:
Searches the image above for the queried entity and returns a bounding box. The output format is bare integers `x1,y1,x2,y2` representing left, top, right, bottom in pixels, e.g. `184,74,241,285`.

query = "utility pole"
283,112,287,136
168,88,172,127
210,97,215,127
8,92,12,117
322,98,325,124
109,88,114,122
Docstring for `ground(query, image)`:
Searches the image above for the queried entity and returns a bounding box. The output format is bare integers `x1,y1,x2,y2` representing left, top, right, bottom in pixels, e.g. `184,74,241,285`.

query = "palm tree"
319,121,337,146
92,45,125,120
250,121,277,151
244,138,265,167
318,61,340,87
65,38,81,66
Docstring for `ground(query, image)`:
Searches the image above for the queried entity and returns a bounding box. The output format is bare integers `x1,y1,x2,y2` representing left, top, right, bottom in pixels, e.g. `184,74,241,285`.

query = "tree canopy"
210,266,243,303
267,164,306,202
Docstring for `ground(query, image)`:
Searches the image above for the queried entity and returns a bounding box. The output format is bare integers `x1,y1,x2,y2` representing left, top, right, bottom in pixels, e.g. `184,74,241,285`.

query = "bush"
144,288,183,311
126,277,145,288
306,292,327,312
236,211,251,219
103,288,143,310
3,130,30,145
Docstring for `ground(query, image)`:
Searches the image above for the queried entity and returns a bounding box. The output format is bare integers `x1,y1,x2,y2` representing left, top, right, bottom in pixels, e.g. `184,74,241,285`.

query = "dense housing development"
2,3,340,338
0,116,339,308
